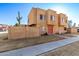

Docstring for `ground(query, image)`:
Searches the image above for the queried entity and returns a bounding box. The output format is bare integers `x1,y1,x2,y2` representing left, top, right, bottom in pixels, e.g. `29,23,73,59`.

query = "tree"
68,20,72,28
16,11,22,26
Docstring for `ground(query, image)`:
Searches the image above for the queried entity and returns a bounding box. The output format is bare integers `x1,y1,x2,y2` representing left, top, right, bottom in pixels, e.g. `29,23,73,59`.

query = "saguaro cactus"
16,11,22,25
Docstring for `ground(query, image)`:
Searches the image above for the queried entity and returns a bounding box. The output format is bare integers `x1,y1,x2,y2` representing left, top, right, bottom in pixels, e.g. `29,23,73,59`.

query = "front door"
48,25,53,35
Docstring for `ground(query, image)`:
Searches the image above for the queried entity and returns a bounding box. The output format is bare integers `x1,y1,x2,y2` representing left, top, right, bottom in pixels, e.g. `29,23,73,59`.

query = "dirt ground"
39,41,79,56
0,34,66,52
0,33,76,53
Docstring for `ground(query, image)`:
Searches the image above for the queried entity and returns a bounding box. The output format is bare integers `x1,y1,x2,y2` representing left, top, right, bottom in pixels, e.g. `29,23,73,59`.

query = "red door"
48,25,53,35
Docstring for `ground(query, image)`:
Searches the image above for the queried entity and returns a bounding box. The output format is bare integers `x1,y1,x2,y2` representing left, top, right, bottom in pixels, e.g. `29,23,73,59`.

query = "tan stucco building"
28,8,68,35
28,8,59,35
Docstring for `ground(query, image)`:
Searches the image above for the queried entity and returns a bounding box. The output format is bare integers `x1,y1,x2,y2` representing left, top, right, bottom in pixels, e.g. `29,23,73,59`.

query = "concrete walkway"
0,31,8,39
0,35,79,56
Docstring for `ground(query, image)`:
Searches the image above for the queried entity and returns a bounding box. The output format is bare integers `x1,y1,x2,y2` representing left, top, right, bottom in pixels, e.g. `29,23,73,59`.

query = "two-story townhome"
28,8,47,35
58,13,68,34
28,8,68,35
28,8,59,35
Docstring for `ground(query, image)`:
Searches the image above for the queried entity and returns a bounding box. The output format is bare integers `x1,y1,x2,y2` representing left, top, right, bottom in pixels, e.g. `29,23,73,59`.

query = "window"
50,15,55,21
61,18,64,23
40,14,44,20
50,16,52,20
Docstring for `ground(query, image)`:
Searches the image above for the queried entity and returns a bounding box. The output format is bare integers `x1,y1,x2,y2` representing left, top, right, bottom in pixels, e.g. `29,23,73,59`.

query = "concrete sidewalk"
0,31,8,34
0,35,79,56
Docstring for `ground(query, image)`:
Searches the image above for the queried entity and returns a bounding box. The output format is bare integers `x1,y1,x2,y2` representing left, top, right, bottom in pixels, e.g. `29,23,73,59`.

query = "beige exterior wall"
46,9,58,25
8,26,40,40
36,8,47,34
58,13,68,27
71,28,77,33
28,8,37,25
58,27,67,34
36,8,46,27
53,26,59,34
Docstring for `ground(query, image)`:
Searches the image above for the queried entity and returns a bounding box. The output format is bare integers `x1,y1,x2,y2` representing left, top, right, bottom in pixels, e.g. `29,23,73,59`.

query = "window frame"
40,14,44,20
50,15,55,21
61,17,64,23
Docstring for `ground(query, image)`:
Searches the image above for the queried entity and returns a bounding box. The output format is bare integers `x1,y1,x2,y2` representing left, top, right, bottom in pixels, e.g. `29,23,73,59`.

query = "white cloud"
50,6,79,26
50,6,68,14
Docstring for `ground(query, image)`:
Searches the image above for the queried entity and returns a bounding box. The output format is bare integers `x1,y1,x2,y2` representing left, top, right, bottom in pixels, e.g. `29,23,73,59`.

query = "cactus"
16,11,22,25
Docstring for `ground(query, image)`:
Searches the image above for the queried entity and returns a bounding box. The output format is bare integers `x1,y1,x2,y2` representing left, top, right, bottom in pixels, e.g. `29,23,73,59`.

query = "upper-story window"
40,14,44,20
50,15,55,21
61,18,64,23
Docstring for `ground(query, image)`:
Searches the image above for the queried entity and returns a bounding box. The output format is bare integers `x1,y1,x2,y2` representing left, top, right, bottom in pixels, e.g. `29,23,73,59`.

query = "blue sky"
0,3,79,26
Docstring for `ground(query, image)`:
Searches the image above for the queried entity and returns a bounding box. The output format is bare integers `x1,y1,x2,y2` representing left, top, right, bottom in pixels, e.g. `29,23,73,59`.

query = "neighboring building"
28,8,68,35
75,27,79,32
0,24,9,31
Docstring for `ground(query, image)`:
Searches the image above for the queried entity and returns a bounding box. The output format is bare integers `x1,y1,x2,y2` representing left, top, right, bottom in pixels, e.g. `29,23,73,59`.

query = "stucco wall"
28,8,37,25
58,13,68,26
71,28,77,33
46,9,58,26
67,28,77,33
53,25,59,34
8,26,40,40
58,27,67,34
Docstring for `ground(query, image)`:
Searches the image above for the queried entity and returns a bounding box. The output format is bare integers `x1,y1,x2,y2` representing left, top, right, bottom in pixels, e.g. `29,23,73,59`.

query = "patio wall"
67,28,77,33
8,26,40,40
